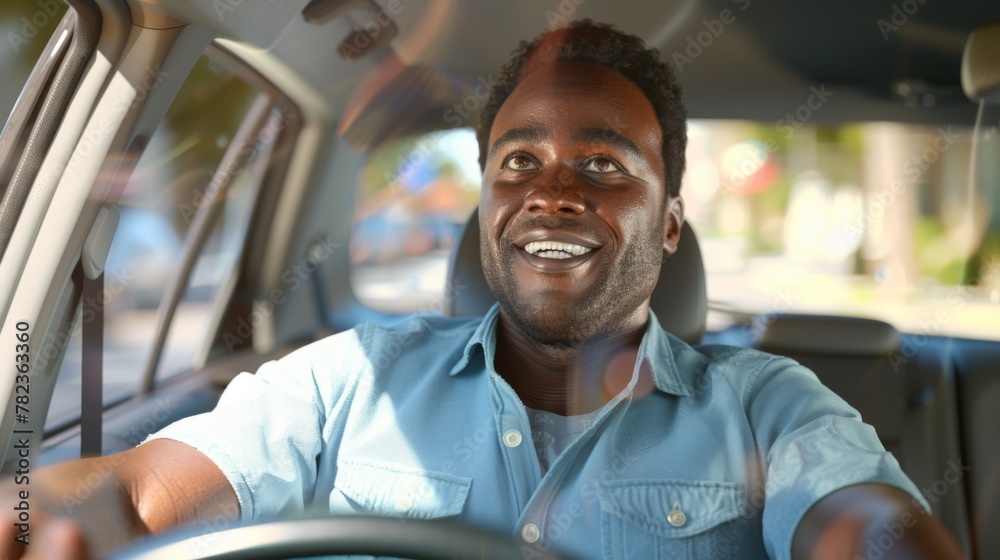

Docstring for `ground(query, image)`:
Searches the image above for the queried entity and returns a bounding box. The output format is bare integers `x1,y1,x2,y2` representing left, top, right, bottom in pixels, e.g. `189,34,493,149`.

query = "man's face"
480,60,684,345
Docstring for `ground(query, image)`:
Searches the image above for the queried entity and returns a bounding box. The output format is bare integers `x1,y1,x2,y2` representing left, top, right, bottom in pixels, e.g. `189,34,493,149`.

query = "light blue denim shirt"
147,303,928,559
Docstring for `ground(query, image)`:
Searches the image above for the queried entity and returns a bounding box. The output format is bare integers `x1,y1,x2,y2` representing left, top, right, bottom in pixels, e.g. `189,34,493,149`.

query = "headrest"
962,20,1000,103
443,208,707,344
756,314,901,356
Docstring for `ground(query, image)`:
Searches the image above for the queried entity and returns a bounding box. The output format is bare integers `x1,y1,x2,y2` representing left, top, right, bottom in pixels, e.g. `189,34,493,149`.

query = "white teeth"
523,241,593,259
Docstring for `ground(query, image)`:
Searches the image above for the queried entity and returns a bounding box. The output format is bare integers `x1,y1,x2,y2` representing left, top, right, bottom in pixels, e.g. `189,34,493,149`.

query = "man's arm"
0,439,238,558
792,483,962,560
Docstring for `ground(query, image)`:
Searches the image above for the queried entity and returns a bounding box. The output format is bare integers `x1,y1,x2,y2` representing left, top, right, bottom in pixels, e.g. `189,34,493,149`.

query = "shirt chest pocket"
597,479,747,560
333,458,472,520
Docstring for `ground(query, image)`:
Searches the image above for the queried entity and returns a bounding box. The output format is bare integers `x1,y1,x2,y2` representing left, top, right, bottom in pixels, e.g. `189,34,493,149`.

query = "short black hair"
476,19,687,197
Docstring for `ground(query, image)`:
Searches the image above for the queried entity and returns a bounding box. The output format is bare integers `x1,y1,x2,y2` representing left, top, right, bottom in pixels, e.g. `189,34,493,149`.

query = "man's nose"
523,167,585,214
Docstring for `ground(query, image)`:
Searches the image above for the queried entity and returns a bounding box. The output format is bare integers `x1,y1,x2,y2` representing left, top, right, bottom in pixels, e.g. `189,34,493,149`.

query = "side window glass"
350,128,482,313
684,120,998,339
159,103,288,381
44,54,267,428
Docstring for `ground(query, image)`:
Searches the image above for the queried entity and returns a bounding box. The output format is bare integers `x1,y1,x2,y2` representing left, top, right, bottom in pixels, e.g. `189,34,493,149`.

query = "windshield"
351,119,1000,340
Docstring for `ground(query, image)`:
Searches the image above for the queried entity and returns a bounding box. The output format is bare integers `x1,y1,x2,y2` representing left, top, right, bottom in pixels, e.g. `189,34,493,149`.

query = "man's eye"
506,156,537,170
582,157,619,173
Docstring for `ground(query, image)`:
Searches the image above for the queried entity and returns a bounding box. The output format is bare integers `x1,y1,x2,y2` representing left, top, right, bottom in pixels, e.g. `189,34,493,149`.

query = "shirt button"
503,429,523,448
667,508,687,527
521,523,540,543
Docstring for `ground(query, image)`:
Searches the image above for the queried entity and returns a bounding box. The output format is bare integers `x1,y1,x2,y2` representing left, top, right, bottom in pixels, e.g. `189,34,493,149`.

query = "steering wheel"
105,515,576,560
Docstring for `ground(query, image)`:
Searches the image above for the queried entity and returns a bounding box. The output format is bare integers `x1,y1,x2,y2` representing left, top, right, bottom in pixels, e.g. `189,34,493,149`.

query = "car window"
158,101,284,381
351,128,481,313
44,54,266,428
350,121,998,340
684,119,999,340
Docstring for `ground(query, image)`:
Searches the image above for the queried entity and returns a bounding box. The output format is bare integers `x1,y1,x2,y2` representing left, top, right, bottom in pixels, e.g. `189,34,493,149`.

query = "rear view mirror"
962,20,1000,103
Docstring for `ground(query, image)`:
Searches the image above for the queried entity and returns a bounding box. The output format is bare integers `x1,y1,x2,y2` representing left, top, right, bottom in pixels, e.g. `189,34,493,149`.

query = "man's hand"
0,440,238,559
0,513,91,560
792,483,963,560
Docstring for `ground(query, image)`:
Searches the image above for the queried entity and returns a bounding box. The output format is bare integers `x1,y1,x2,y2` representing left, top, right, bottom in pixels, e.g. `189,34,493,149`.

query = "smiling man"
480,55,683,418
5,20,963,560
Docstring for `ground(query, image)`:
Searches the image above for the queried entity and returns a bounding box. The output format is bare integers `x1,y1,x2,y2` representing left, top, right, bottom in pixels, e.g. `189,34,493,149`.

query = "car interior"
0,0,998,558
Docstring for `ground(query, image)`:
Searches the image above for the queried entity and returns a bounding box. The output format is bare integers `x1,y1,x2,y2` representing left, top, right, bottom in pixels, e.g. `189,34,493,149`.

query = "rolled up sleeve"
144,328,364,523
746,357,930,560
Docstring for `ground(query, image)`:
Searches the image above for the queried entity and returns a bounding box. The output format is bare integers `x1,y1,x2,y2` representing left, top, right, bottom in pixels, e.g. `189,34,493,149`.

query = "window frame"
0,0,114,467
39,44,304,438
0,8,75,203
146,42,305,384
0,1,99,261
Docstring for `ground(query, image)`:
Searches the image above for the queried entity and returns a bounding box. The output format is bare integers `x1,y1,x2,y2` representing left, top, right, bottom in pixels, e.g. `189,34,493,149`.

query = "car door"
0,0,319,469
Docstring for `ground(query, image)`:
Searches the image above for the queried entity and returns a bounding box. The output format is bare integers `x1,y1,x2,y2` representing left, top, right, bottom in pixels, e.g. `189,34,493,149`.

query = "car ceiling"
134,0,1000,143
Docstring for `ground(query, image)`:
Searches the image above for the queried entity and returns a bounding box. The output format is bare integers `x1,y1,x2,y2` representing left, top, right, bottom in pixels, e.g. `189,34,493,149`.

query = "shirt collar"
448,302,501,377
448,303,694,397
640,308,693,397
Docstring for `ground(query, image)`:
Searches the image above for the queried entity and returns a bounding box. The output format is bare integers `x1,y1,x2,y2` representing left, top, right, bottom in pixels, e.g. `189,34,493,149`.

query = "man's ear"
663,196,685,255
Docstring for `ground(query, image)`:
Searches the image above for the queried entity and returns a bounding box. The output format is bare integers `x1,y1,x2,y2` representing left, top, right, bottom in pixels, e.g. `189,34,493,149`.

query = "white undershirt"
524,406,602,477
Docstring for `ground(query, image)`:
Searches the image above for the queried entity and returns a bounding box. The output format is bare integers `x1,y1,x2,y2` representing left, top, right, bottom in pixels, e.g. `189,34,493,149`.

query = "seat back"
951,338,1000,560
757,314,971,557
444,208,707,344
757,315,907,449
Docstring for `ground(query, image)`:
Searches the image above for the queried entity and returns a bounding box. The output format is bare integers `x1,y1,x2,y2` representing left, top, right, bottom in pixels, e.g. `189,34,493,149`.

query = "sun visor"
337,53,481,151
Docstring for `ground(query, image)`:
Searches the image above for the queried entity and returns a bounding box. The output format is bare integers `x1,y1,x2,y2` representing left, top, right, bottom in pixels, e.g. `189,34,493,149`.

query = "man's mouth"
512,229,603,271
522,241,593,260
